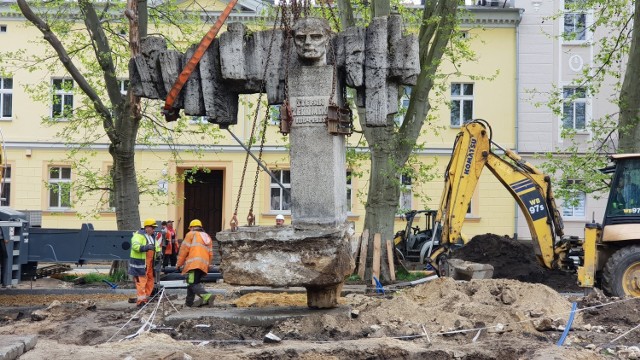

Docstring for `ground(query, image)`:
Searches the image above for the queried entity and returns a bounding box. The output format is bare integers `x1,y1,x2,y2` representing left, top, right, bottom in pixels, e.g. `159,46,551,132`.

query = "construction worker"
163,220,178,268
275,214,285,226
128,218,161,307
176,219,214,307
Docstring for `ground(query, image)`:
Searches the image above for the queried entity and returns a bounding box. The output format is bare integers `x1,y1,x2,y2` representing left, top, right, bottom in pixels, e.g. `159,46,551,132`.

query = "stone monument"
129,15,419,308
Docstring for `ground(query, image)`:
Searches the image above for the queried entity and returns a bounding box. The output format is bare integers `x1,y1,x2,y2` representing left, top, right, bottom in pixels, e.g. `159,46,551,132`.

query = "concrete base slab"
446,259,494,281
0,335,37,360
164,306,350,327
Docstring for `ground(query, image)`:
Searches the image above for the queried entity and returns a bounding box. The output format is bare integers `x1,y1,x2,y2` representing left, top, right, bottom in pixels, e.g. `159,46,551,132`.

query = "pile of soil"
451,233,581,292
271,277,576,342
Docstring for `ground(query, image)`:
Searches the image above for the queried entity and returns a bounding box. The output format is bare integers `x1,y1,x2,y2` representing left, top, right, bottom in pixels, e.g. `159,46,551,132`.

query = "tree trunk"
361,115,398,282
618,0,640,153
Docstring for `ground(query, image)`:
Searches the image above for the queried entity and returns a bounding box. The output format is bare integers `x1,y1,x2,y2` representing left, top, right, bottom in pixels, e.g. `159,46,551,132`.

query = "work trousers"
134,251,155,305
185,269,208,306
162,253,177,267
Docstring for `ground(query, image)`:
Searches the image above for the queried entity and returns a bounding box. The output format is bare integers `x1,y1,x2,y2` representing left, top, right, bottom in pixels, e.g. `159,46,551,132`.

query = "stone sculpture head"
292,17,331,65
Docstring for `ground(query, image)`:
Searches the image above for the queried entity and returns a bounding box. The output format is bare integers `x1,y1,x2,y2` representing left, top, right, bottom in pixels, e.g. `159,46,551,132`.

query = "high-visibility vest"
176,229,213,274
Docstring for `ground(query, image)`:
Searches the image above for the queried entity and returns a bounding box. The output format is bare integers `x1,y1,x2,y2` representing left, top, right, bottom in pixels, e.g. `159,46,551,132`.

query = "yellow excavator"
406,119,640,297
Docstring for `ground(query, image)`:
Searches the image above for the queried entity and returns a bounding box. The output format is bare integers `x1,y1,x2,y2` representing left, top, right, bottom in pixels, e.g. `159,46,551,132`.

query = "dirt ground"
0,234,638,359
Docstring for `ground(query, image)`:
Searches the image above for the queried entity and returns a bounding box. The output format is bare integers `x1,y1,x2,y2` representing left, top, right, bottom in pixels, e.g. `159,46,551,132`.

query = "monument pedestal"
217,222,355,308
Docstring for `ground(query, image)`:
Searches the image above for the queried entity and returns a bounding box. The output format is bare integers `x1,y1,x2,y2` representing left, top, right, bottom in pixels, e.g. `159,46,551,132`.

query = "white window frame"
270,169,291,213
398,174,412,212
48,166,72,210
269,105,280,125
561,179,586,219
0,77,12,120
395,87,411,126
450,83,474,127
562,86,588,131
563,0,589,43
562,191,586,219
118,79,129,96
51,78,74,119
189,116,208,125
1,164,10,206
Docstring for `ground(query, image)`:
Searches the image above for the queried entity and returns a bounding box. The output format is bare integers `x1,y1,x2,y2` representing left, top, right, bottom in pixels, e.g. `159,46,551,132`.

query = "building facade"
0,1,525,241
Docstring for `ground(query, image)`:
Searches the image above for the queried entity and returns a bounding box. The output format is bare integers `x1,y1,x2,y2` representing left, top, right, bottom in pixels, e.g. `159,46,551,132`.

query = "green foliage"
345,273,361,281
0,1,227,219
395,268,429,282
58,271,126,284
533,0,635,202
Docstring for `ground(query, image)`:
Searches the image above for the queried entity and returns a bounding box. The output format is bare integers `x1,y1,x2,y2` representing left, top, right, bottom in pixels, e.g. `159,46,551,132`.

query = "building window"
0,25,6,33
562,179,586,218
562,191,586,218
119,79,129,95
270,169,291,212
450,83,474,127
564,0,586,41
0,78,12,119
1,165,10,206
346,171,352,212
562,87,587,130
48,166,72,209
189,116,208,124
395,87,411,126
270,105,280,125
52,78,74,119
399,175,412,211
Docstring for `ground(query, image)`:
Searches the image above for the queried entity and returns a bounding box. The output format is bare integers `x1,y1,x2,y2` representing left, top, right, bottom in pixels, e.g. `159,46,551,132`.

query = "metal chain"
233,8,282,217
249,105,271,212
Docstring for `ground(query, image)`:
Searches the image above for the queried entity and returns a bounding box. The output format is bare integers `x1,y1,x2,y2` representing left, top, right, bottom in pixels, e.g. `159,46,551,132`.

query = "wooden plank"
357,230,369,278
386,239,396,281
372,233,381,285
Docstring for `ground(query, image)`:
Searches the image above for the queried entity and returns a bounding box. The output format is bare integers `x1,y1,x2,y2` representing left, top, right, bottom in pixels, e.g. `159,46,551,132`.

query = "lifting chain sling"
231,8,282,231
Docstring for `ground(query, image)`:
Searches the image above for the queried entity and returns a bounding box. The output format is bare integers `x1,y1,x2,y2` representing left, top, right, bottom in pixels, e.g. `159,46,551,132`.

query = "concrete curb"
0,335,37,360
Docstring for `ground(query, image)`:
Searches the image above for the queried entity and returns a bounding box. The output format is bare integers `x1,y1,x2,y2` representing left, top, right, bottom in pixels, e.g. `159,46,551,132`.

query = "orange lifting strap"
163,0,239,121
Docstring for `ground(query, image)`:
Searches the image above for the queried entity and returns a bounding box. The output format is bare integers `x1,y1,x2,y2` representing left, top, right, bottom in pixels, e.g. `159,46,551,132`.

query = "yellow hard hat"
189,219,202,228
143,218,156,227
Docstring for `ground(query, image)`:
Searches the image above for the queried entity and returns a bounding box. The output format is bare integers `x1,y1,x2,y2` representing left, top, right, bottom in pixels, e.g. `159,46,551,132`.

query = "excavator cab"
394,210,438,265
604,156,640,222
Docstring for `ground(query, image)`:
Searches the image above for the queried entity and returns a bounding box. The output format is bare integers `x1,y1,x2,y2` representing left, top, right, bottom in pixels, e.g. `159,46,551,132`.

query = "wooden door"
183,170,223,242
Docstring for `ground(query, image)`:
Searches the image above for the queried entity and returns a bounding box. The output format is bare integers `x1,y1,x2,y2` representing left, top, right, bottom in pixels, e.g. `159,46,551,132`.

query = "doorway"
183,169,224,242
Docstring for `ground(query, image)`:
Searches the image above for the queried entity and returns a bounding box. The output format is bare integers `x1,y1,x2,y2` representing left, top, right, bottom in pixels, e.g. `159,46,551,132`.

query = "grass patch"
395,268,430,282
345,274,361,282
55,271,129,284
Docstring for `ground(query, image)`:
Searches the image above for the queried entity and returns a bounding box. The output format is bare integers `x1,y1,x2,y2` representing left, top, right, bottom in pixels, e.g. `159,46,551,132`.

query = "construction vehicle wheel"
602,245,640,298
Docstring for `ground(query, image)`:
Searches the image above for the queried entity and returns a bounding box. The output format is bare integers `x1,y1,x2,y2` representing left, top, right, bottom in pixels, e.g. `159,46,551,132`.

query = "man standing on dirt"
176,219,214,307
128,218,161,307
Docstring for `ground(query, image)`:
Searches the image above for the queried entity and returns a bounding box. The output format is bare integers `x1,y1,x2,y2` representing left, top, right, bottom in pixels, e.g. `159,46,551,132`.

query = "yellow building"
0,1,521,240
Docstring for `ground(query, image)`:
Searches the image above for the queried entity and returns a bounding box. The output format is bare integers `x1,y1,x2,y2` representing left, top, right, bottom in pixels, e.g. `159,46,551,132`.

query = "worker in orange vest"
162,220,178,268
128,218,161,307
176,219,214,307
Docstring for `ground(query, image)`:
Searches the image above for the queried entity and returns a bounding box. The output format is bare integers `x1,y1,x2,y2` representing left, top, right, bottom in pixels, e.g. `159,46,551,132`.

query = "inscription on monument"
290,96,329,125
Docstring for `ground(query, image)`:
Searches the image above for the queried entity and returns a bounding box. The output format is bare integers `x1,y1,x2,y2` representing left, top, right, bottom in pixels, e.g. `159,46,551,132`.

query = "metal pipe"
226,129,290,195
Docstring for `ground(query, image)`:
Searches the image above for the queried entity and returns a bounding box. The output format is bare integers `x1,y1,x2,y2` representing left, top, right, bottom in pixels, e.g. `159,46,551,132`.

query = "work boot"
200,293,214,307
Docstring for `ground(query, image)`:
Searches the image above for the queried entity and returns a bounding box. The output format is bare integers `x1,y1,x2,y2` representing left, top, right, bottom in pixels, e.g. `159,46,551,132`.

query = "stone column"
288,65,347,228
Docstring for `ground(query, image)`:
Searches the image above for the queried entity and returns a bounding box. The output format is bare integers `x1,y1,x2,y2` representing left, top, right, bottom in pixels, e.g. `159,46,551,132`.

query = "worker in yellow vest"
176,219,214,307
128,218,161,307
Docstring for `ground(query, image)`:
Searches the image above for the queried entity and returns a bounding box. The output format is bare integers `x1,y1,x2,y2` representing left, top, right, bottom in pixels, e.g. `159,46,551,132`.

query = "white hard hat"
276,214,285,220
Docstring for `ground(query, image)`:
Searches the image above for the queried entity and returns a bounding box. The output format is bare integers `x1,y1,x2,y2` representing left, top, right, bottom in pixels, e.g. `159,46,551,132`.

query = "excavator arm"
428,119,567,269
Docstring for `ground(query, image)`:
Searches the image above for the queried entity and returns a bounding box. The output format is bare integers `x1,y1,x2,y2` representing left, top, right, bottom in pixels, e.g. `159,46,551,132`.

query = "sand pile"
234,292,308,307
273,277,577,341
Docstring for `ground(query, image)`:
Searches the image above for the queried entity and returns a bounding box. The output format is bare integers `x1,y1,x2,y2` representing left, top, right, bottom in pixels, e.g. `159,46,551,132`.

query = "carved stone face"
292,18,330,63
